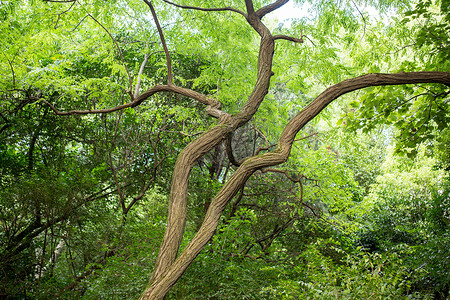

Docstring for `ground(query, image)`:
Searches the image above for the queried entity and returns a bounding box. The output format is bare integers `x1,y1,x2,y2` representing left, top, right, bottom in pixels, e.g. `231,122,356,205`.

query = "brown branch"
42,84,225,118
303,35,317,47
260,168,303,183
143,1,173,85
54,0,77,28
59,0,77,14
161,0,246,17
256,0,289,19
245,0,256,16
273,34,303,43
225,134,242,167
226,124,268,167
4,184,115,260
279,72,450,146
302,202,320,218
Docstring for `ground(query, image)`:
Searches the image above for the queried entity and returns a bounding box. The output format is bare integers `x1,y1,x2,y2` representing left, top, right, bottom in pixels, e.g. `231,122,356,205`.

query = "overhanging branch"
42,84,226,118
279,72,450,145
161,0,246,17
256,0,289,19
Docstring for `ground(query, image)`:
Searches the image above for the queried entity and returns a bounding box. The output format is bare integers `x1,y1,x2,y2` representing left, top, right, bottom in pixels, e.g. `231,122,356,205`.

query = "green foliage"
1,0,449,299
78,192,167,300
343,84,449,158
356,147,449,297
267,250,417,299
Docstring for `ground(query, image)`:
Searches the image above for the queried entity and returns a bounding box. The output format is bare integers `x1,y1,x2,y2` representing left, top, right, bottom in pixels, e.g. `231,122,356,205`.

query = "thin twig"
386,43,416,55
43,0,76,2
54,0,77,28
69,15,88,32
86,13,133,96
2,53,16,89
255,132,318,155
143,1,173,85
350,0,366,39
303,35,317,47
41,84,224,118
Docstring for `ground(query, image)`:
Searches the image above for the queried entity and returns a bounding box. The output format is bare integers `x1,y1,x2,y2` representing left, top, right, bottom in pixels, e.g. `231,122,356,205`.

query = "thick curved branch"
256,0,289,19
143,11,277,298
273,34,303,43
245,0,256,15
161,0,246,17
279,72,450,145
143,1,173,85
42,84,225,118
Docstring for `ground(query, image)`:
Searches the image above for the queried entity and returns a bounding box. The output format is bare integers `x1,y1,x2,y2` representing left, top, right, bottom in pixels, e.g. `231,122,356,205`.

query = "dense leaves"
1,0,449,299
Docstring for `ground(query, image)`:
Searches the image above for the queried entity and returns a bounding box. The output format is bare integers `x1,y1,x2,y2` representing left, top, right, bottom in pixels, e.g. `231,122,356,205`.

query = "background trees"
1,0,449,299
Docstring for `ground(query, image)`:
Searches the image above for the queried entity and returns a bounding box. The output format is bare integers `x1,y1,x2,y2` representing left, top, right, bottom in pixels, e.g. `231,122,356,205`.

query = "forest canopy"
0,0,449,299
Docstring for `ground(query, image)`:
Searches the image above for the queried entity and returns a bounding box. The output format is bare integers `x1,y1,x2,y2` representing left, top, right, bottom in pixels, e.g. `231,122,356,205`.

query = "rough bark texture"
137,2,450,300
